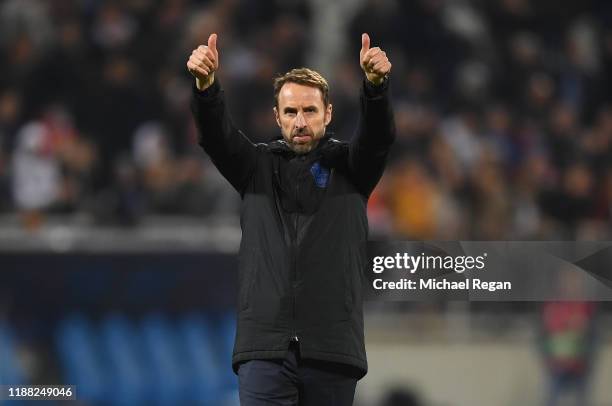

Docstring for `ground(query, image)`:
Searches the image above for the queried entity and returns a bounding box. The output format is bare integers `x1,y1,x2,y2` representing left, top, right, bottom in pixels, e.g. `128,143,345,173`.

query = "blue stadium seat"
54,312,239,406
55,314,106,403
177,312,223,404
99,314,148,406
216,311,239,395
139,313,187,406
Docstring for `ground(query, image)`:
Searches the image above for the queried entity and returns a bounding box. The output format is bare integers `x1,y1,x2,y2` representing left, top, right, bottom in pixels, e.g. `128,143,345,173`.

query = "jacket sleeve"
190,79,258,194
348,77,396,197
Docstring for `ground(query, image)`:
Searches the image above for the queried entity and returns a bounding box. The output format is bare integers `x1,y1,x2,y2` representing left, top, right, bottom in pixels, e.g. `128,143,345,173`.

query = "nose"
294,111,306,129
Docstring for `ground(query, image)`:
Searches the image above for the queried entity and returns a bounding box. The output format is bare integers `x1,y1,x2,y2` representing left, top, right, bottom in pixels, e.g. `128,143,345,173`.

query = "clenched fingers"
187,60,210,77
361,47,383,68
193,47,217,69
197,45,218,64
189,53,214,73
372,59,391,75
366,53,387,69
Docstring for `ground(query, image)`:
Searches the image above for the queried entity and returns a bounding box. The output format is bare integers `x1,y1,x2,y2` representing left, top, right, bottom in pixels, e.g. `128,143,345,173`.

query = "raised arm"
349,33,396,197
188,33,257,194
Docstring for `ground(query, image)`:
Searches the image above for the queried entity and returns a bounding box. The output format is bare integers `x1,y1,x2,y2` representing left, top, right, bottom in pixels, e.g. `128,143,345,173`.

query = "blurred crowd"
0,0,611,239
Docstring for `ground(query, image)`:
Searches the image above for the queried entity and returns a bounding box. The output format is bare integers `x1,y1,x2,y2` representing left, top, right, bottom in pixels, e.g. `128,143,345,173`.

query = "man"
187,32,394,406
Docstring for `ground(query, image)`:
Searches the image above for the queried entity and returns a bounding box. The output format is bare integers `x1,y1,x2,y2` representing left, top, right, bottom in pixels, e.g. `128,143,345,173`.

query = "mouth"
292,134,312,144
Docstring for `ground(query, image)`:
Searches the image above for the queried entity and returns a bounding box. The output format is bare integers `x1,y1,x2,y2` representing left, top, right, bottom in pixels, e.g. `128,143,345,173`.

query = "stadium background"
1,0,612,404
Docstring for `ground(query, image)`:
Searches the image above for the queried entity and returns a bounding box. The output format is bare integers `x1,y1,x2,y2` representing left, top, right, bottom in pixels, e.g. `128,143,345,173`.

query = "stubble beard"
284,130,322,155
289,141,315,154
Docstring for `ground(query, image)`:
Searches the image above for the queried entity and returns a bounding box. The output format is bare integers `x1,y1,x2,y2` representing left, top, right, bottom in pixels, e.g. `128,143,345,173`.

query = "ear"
324,103,333,126
273,106,281,128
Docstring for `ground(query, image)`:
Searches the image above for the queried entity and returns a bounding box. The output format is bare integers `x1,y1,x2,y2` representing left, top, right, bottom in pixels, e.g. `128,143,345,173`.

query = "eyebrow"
283,105,318,113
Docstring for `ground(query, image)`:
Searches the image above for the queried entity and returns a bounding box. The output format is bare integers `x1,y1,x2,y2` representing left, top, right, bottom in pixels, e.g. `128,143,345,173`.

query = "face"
274,82,332,154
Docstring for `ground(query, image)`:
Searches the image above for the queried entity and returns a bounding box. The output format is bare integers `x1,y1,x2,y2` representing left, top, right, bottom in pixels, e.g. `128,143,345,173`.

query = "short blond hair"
273,68,330,107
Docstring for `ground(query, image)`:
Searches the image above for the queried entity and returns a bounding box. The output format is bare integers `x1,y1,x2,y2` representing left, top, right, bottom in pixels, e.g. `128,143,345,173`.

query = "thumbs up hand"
187,33,219,91
359,33,391,86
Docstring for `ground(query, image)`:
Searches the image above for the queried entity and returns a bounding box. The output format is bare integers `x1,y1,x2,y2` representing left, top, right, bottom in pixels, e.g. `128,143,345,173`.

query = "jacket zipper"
291,179,300,342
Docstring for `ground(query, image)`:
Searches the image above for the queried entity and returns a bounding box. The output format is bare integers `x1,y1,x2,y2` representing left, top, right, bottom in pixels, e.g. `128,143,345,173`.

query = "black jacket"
191,77,395,379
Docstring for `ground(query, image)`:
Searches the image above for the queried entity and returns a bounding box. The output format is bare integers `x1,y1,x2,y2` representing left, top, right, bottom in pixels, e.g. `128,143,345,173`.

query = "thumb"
361,33,370,55
208,33,218,53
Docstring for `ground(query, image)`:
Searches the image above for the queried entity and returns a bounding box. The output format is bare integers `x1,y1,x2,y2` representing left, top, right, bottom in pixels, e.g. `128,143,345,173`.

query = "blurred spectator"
10,105,95,229
133,121,179,213
440,109,483,171
91,2,138,51
386,160,441,239
538,269,600,406
540,161,595,237
467,150,512,239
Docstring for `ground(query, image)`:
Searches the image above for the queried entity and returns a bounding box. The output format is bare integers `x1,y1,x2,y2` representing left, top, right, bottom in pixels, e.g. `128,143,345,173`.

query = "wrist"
196,74,215,91
363,75,389,97
365,73,387,86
